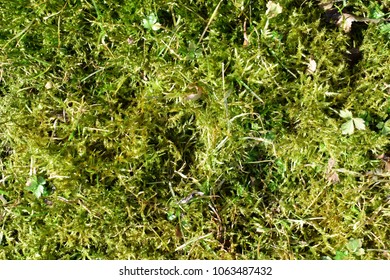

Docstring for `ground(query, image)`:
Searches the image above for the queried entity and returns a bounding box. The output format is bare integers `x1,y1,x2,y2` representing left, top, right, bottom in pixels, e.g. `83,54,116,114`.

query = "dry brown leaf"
326,158,340,184
326,157,336,172
377,154,390,172
184,84,204,101
327,171,340,184
319,1,344,11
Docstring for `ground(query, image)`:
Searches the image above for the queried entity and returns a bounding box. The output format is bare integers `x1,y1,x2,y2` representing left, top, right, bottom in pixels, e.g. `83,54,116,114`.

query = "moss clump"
0,0,389,259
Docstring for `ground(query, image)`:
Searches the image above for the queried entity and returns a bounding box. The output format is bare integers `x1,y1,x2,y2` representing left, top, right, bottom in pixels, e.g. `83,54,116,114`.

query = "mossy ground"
0,0,389,259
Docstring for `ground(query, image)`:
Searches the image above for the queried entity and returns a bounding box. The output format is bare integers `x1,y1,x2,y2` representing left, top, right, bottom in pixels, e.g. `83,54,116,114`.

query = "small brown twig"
243,20,249,47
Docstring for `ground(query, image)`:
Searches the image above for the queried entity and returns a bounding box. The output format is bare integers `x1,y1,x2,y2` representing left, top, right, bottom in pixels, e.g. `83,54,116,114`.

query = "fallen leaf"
184,84,204,101
337,13,356,33
306,58,317,75
266,1,282,19
326,158,340,184
175,225,183,239
327,171,340,184
319,2,334,11
377,154,390,172
127,37,134,44
326,157,336,172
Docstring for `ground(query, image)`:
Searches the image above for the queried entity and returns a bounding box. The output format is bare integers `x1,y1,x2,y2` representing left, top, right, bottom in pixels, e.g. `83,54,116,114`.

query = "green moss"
0,0,389,259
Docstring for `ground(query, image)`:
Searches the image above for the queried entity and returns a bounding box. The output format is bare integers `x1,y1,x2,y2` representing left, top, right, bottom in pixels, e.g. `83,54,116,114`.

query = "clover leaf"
26,175,46,199
377,120,390,135
340,109,366,135
142,13,161,31
339,109,352,119
346,238,365,256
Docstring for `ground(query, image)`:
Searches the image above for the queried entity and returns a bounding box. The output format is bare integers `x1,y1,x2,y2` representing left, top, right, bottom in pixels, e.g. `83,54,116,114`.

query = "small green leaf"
236,184,245,197
352,118,365,131
377,120,390,135
167,212,176,221
339,109,352,119
341,119,354,135
26,175,46,199
0,189,8,196
334,250,348,260
380,23,390,38
369,4,385,19
346,238,362,253
142,13,161,31
186,41,202,60
356,248,365,256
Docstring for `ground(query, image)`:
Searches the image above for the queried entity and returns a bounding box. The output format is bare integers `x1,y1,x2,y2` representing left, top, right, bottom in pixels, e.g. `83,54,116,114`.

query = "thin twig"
198,0,223,44
175,232,214,251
